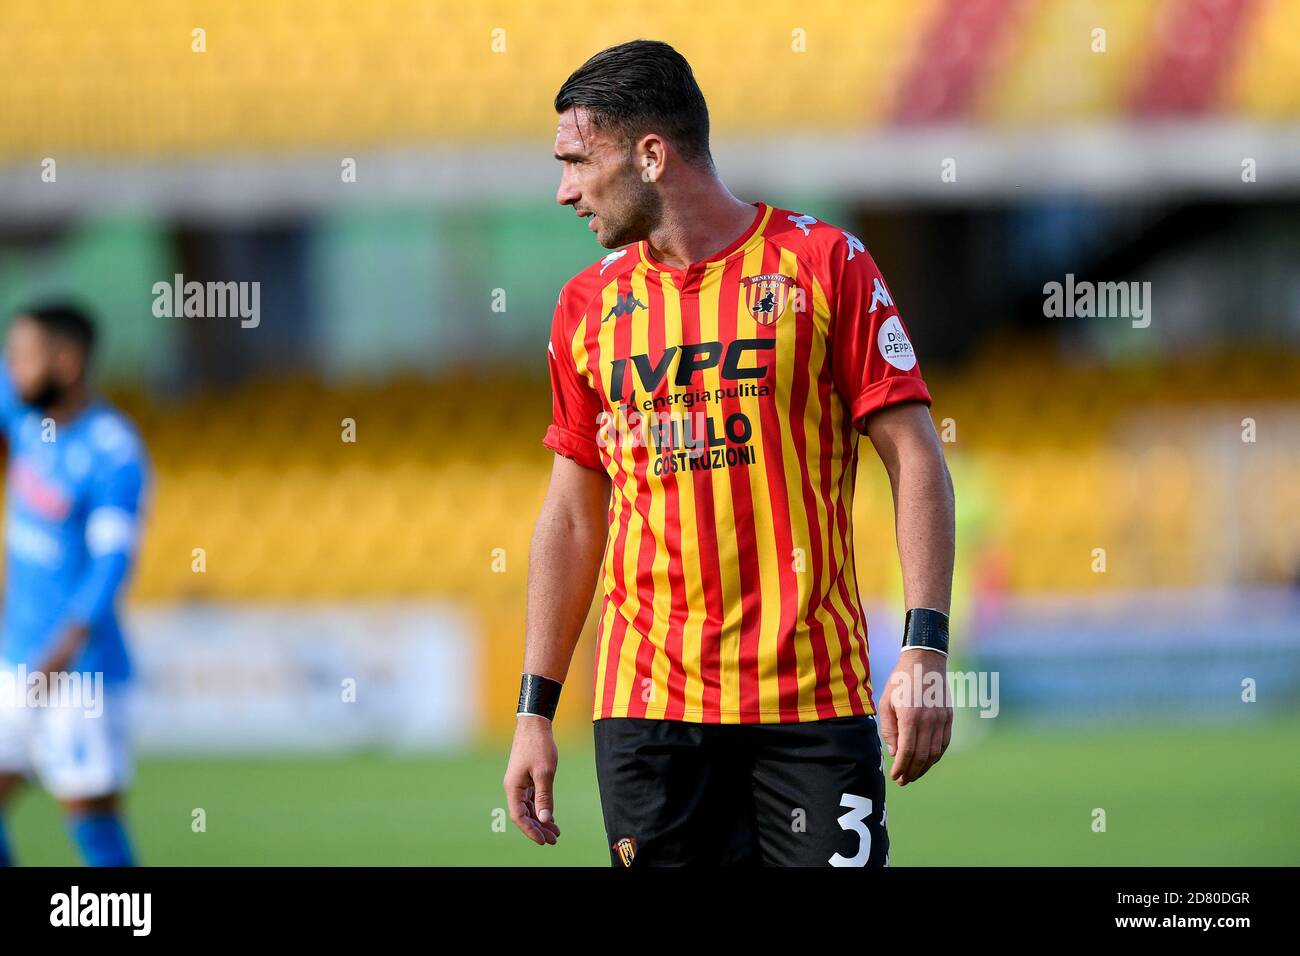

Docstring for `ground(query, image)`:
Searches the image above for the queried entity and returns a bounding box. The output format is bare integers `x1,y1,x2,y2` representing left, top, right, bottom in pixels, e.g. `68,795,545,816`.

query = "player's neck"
644,181,757,271
40,384,91,424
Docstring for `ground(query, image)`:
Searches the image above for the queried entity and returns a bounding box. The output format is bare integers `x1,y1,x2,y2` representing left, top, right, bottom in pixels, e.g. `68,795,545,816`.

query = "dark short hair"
555,40,713,168
14,302,97,358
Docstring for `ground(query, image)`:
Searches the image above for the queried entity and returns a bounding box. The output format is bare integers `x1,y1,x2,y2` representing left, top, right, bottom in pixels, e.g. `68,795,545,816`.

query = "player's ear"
635,134,666,183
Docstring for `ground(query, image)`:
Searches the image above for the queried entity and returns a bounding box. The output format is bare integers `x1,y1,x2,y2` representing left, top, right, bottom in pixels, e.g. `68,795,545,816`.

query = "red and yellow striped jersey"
544,202,931,723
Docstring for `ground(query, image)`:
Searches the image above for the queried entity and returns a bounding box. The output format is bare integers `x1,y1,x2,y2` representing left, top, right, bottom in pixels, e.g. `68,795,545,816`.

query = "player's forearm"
39,622,91,673
62,552,132,630
523,499,606,683
892,447,955,614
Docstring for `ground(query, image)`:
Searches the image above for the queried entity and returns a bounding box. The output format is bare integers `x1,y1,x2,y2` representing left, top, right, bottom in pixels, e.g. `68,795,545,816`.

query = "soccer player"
0,304,148,867
503,41,956,866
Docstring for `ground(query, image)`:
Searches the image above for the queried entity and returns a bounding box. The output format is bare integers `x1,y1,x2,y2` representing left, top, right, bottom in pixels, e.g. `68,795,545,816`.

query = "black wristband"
902,608,950,656
517,673,563,720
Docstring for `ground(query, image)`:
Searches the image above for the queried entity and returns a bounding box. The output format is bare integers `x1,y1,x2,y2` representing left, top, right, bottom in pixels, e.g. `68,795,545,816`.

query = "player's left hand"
503,715,562,846
878,648,952,786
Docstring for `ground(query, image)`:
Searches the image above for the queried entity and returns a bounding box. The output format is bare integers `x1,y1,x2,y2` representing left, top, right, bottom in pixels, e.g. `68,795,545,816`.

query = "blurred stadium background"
1,0,1298,864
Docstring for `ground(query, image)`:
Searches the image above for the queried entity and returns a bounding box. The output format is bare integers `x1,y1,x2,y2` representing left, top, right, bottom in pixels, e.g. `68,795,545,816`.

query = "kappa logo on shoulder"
599,249,628,275
788,213,817,236
613,836,637,867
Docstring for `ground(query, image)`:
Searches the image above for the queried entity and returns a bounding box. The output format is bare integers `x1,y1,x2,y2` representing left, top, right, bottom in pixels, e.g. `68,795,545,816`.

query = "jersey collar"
637,202,772,274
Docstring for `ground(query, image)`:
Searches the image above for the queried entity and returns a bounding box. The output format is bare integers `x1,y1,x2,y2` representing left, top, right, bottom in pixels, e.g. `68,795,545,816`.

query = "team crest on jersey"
613,836,637,867
740,273,792,326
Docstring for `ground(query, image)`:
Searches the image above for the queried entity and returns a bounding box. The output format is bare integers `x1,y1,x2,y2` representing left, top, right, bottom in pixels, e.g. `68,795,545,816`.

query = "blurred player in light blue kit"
0,304,149,867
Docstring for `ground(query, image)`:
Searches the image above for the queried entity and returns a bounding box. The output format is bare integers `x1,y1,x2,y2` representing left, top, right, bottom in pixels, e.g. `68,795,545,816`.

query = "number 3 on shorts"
828,792,873,867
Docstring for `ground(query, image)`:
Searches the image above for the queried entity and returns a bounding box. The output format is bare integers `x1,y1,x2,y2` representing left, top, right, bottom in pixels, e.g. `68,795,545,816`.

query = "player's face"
6,317,79,406
554,107,660,249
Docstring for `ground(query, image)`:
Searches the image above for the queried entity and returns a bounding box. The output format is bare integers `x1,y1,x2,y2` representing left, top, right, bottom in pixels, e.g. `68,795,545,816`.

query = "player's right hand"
503,716,561,846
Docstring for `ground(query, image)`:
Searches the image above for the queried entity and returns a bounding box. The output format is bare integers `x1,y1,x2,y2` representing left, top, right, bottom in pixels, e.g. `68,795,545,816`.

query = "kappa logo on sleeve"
877,315,917,371
867,276,893,313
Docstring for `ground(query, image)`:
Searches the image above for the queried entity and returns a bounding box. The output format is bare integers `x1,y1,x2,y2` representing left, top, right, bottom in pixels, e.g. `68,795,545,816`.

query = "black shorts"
593,715,889,867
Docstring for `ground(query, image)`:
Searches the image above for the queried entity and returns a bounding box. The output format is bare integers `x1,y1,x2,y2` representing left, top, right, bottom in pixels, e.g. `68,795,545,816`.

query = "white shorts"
0,667,133,801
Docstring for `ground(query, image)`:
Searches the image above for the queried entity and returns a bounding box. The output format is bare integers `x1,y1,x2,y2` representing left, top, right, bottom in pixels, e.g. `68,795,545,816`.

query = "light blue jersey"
0,368,148,684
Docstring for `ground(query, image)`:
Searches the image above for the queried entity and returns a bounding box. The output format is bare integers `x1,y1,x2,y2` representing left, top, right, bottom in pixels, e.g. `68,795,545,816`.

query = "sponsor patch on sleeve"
877,315,917,371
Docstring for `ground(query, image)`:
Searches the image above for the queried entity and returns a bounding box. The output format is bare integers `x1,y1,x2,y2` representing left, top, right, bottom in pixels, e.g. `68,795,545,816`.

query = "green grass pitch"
8,715,1298,866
